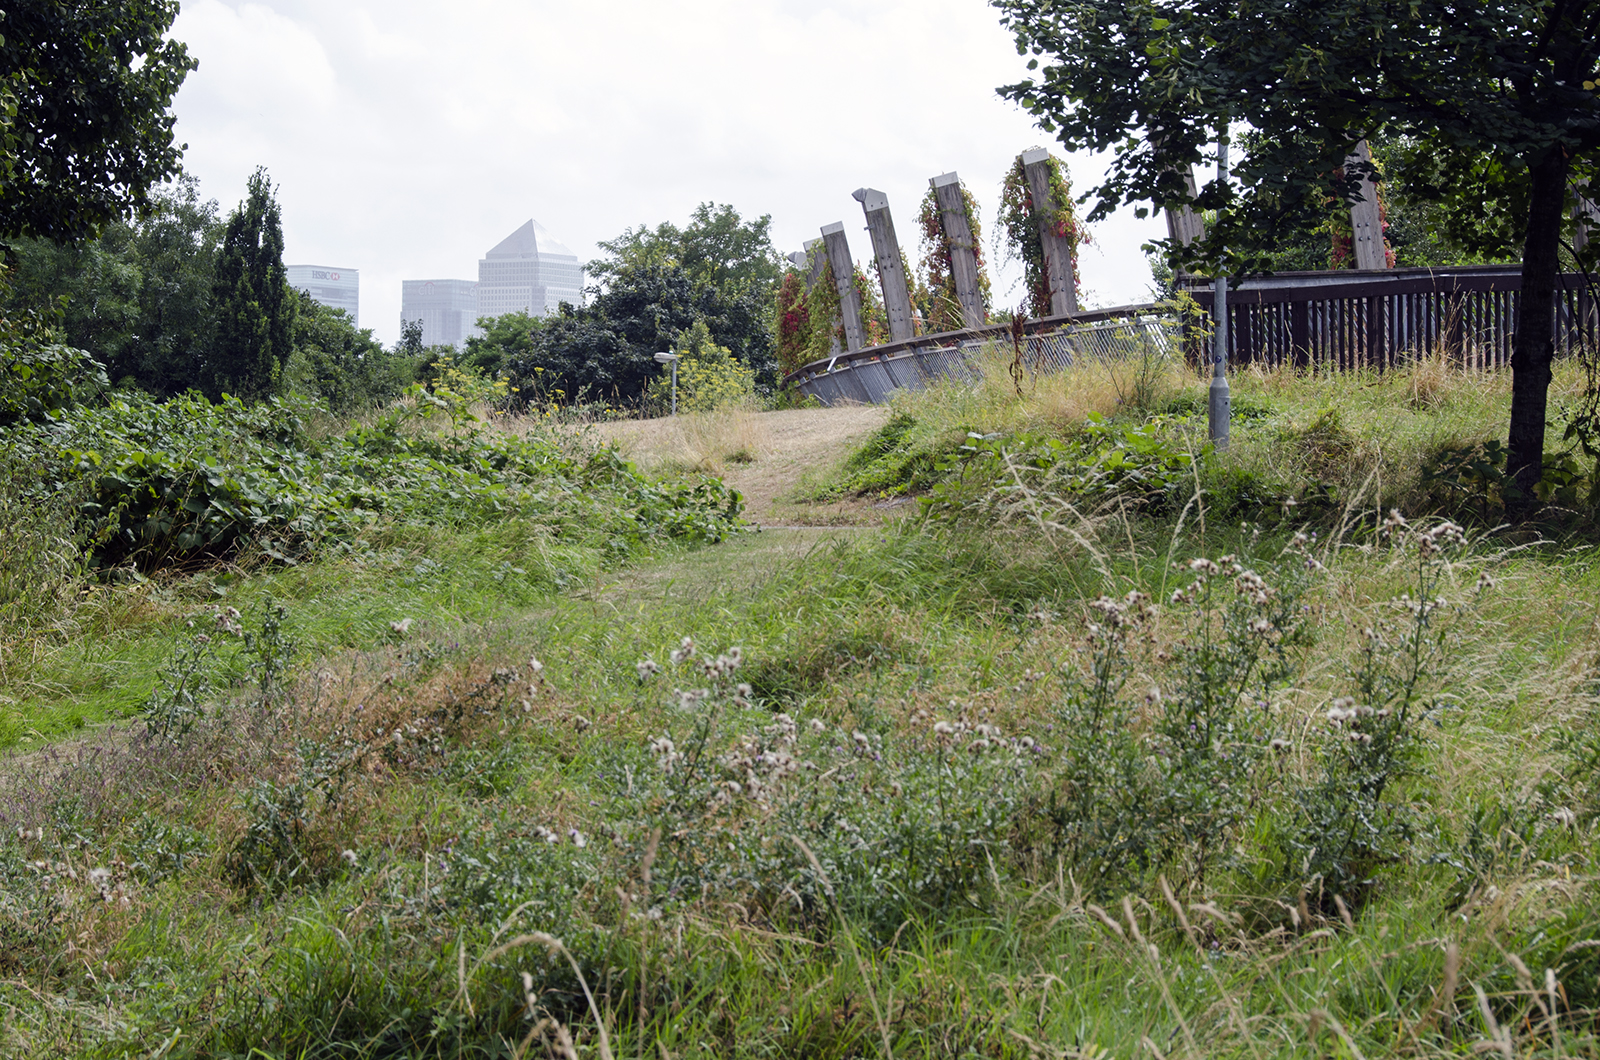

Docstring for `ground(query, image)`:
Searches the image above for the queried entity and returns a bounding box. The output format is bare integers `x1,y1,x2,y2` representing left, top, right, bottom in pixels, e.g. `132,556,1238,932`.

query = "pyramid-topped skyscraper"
475,219,584,320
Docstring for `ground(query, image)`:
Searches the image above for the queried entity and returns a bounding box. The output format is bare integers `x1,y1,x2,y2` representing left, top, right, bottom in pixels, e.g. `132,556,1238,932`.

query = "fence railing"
783,304,1172,407
782,266,1600,407
1182,266,1599,370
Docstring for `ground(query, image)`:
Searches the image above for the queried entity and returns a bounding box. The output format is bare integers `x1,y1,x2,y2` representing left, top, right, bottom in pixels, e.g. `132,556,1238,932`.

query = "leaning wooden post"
1346,140,1390,271
1020,148,1078,315
930,171,986,329
1163,167,1206,263
820,222,866,353
852,188,916,343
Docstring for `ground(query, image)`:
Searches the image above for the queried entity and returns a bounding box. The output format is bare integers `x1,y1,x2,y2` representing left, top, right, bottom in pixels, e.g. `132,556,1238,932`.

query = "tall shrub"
208,168,294,401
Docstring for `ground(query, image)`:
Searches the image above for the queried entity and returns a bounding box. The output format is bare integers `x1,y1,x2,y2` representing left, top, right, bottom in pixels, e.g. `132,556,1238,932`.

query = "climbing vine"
997,150,1089,317
918,180,993,333
802,251,888,364
774,269,812,375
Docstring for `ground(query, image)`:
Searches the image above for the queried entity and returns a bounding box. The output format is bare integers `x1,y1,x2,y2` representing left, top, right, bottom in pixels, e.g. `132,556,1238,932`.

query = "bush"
646,321,755,414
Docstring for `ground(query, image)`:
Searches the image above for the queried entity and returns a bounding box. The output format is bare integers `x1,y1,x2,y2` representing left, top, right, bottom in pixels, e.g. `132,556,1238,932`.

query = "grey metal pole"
1208,131,1231,451
671,360,678,416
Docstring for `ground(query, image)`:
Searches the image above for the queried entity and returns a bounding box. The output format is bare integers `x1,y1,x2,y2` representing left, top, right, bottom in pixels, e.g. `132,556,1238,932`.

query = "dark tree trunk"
1506,147,1571,512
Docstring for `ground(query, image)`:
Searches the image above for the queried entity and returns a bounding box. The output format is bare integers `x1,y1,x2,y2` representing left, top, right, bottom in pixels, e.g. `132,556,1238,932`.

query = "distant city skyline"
399,219,585,349
287,264,359,326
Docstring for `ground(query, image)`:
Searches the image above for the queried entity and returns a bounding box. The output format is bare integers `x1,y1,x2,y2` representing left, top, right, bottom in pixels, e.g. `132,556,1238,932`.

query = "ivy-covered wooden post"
820,222,866,352
930,171,986,329
802,238,840,355
1346,141,1390,271
1020,148,1078,316
852,188,915,342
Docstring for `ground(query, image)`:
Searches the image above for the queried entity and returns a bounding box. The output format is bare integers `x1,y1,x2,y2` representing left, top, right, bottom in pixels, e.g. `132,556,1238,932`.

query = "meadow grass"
3,362,1600,1058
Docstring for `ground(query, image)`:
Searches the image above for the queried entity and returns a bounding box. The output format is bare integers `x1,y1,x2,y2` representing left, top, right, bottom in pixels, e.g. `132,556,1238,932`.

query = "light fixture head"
653,352,678,364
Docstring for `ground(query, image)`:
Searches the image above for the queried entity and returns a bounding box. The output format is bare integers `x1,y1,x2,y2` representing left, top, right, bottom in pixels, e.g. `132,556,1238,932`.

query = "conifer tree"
207,168,294,400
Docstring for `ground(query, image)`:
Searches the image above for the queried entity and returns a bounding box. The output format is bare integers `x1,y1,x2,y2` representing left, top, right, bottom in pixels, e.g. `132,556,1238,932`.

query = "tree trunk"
1506,147,1571,511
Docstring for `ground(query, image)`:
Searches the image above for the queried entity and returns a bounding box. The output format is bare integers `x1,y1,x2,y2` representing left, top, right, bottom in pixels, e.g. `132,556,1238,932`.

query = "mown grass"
3,360,1600,1058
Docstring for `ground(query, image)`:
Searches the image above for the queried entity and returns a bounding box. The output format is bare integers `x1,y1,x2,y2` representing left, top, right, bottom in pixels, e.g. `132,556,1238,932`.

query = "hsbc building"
287,264,360,326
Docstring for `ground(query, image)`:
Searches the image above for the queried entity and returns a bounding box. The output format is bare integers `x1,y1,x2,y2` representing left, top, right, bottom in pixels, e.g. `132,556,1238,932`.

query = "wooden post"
802,239,826,293
1019,148,1079,315
820,222,866,353
852,187,916,342
930,171,986,329
1164,166,1206,257
1346,140,1389,271
801,238,839,356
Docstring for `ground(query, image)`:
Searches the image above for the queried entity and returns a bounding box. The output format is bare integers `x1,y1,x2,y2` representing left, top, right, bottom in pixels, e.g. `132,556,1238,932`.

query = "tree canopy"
0,0,196,247
588,203,784,298
994,0,1600,503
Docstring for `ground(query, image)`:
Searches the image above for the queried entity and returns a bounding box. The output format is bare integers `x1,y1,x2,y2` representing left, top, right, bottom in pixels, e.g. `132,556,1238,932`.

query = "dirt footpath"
586,405,893,526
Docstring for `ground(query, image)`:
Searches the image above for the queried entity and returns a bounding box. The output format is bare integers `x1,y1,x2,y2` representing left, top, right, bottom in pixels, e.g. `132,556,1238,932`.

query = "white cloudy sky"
168,0,1168,346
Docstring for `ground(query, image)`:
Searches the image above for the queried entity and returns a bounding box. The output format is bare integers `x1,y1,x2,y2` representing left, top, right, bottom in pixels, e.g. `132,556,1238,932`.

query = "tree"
993,0,1600,505
208,168,294,401
285,292,402,411
0,175,224,395
501,256,780,410
0,0,196,247
588,203,784,298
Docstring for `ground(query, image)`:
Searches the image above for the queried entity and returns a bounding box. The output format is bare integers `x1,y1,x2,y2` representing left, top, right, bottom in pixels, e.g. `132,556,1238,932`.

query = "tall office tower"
475,220,584,321
287,264,360,326
400,279,478,349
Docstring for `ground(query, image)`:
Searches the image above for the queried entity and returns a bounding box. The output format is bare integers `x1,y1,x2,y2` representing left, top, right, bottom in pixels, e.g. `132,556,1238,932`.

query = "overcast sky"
168,0,1169,346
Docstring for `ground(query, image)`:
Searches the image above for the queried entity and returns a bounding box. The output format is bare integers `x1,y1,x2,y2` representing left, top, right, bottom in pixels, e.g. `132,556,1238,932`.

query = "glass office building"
400,279,479,350
287,264,359,326
476,220,584,320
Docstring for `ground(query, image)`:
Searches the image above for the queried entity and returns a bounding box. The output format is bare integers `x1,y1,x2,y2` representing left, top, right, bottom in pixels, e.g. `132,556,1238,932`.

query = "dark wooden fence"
1184,266,1599,370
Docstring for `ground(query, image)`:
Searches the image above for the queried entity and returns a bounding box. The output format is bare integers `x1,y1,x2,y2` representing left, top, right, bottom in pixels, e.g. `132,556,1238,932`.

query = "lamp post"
1208,129,1231,451
653,351,679,415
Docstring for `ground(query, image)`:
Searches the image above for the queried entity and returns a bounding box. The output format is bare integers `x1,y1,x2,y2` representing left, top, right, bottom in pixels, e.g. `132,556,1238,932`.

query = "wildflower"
810,718,827,734
933,720,957,737
1326,697,1357,725
1188,557,1219,575
670,637,696,664
88,866,112,886
636,658,661,678
1145,687,1162,706
572,714,591,732
890,780,904,798
1269,738,1291,752
390,618,414,636
852,730,871,749
341,849,359,867
1248,616,1271,636
569,829,586,848
528,657,544,675
1475,571,1496,593
1552,807,1578,828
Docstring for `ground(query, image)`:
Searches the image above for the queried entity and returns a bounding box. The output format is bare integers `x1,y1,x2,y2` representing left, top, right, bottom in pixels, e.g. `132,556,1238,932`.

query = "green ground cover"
3,360,1600,1059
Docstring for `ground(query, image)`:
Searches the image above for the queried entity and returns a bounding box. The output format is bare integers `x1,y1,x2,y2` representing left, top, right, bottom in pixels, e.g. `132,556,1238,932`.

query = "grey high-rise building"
287,264,359,326
475,220,584,320
401,279,478,350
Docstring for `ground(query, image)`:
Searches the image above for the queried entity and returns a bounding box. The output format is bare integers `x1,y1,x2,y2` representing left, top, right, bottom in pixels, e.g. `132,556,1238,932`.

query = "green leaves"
6,389,744,571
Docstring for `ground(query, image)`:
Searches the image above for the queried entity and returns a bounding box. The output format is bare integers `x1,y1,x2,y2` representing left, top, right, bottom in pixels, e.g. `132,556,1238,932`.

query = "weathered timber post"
1164,168,1206,260
930,171,986,329
820,222,866,353
1576,179,1597,256
1346,141,1390,271
801,239,826,293
799,239,840,355
852,188,916,342
1019,148,1079,316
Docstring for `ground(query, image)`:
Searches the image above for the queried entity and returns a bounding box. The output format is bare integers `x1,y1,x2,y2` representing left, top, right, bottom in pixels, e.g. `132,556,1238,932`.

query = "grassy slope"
2,374,1600,1059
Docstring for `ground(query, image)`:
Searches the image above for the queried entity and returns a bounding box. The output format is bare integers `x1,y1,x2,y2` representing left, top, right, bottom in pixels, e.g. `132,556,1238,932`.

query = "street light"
653,351,679,415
